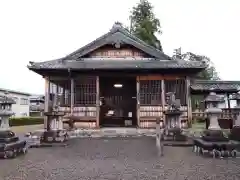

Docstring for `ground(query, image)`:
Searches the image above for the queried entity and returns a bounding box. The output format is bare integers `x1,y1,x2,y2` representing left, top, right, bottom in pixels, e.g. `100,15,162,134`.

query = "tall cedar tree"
130,0,163,51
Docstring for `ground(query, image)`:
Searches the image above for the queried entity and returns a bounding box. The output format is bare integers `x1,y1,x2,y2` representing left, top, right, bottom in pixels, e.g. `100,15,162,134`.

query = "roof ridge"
65,27,118,59
64,22,170,60
118,27,165,55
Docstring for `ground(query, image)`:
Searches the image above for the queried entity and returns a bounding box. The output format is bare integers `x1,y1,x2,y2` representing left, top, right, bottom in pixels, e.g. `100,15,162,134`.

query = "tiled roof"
0,88,31,96
191,80,240,92
28,58,206,70
28,22,207,73
66,22,170,60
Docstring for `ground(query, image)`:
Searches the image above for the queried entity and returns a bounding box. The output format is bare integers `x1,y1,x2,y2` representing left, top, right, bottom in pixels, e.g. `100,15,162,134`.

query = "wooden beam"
70,78,74,115
136,77,140,127
137,75,185,81
186,77,192,126
96,76,100,128
161,80,166,124
44,77,50,130
49,76,69,81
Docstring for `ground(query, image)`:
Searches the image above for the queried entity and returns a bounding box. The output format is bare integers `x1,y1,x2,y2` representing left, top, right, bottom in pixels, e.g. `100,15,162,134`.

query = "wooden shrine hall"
28,22,217,129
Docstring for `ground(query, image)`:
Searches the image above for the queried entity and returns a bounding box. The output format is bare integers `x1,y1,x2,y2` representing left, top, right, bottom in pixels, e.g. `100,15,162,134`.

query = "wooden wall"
47,74,190,129
89,45,147,58
137,75,188,128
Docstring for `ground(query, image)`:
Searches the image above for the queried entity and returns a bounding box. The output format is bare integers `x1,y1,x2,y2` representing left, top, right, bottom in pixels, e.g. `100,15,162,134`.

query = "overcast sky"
0,0,239,95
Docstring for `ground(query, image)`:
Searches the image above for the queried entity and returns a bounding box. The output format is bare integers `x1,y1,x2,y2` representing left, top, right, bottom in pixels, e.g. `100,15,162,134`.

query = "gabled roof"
27,22,207,74
66,22,170,60
191,80,240,93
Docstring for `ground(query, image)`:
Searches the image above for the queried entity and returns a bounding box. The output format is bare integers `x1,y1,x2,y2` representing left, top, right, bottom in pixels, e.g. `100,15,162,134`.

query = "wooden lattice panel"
59,106,97,117
139,105,188,128
89,46,145,58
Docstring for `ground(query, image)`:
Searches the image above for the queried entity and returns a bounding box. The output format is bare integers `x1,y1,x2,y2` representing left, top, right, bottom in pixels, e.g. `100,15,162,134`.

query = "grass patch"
9,117,44,126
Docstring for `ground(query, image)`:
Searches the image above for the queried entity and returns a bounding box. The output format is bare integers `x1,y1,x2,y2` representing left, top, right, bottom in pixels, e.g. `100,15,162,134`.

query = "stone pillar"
156,117,163,156
0,117,10,130
50,118,57,130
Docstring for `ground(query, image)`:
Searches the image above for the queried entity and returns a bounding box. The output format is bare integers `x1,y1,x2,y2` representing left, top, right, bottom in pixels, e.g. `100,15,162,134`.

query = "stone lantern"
193,91,240,158
41,92,67,144
163,92,187,142
230,93,240,127
204,91,224,130
231,93,240,108
229,92,240,141
0,92,15,130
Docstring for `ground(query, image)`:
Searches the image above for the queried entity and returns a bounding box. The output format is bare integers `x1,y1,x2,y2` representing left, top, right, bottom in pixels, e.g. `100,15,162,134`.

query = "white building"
0,88,31,117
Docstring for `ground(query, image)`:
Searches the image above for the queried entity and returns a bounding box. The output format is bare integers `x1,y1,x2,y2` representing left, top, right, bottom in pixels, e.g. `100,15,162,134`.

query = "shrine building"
28,22,229,129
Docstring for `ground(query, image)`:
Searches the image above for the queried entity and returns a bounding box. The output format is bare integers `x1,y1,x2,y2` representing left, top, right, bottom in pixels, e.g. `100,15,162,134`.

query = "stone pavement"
68,128,156,138
0,137,240,180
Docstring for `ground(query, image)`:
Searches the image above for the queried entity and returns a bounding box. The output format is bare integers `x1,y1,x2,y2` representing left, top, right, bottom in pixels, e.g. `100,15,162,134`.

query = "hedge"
9,117,44,126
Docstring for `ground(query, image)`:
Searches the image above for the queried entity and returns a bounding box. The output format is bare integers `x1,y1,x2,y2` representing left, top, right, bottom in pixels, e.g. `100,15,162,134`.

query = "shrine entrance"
99,76,137,127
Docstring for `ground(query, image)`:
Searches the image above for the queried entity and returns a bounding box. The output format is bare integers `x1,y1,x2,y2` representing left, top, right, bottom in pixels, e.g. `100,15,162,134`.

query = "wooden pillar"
161,79,165,124
96,76,100,127
186,77,192,126
226,93,232,120
70,78,74,115
227,93,231,109
136,77,140,127
62,88,66,105
44,77,50,130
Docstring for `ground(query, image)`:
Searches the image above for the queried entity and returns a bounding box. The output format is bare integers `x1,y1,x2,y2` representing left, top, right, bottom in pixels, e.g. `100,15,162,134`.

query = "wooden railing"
192,108,240,120
139,105,188,128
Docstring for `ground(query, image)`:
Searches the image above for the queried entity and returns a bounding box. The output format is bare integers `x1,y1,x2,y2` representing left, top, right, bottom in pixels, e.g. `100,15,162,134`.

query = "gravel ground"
10,124,44,135
0,137,240,180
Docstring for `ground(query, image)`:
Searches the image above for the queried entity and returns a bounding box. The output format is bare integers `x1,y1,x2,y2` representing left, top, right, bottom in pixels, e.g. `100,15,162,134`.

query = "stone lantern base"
40,112,68,145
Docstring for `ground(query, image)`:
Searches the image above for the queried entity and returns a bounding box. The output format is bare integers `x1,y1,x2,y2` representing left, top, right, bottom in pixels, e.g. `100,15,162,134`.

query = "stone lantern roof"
204,92,225,103
230,93,240,100
0,94,15,105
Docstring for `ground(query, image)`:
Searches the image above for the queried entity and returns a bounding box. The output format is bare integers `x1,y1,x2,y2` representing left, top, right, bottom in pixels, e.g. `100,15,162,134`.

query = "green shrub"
194,117,206,123
9,117,44,126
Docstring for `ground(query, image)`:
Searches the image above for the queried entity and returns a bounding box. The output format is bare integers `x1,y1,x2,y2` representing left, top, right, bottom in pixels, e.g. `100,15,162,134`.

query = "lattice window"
50,80,71,106
165,79,186,105
74,76,96,106
140,80,162,105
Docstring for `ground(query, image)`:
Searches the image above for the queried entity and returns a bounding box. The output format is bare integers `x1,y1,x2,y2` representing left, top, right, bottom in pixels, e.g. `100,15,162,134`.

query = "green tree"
173,48,220,80
173,48,220,111
130,0,163,51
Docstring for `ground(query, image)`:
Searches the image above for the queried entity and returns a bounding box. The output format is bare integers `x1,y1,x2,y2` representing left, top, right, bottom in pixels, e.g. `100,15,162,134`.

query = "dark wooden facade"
28,22,206,128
